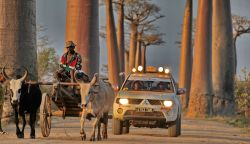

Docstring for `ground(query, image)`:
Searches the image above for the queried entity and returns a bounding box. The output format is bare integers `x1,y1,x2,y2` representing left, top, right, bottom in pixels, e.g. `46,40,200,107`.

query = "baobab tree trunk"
141,45,146,70
187,0,213,117
0,0,37,122
65,0,99,77
105,0,120,88
212,0,235,116
129,23,138,71
125,51,129,76
117,0,125,73
179,0,193,110
135,41,142,68
233,36,237,74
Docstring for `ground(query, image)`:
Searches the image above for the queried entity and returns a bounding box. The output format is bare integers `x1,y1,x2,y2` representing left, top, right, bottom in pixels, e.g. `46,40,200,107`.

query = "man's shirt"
60,52,82,71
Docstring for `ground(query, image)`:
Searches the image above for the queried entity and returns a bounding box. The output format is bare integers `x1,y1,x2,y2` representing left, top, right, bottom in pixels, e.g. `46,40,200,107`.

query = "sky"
36,0,250,80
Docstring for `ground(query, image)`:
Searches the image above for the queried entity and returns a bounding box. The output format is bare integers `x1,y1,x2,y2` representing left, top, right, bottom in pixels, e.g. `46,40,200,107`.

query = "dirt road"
0,117,249,144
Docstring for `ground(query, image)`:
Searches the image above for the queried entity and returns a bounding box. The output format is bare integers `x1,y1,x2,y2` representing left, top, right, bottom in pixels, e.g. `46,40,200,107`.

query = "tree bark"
125,51,129,76
0,0,37,121
141,45,146,70
212,0,235,115
117,0,125,73
233,36,237,74
65,0,99,77
179,0,193,110
129,23,138,71
105,0,120,88
187,0,213,117
135,41,141,68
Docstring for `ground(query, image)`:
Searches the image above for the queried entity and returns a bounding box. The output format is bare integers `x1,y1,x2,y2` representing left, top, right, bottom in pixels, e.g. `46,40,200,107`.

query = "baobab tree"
179,0,193,110
187,0,213,117
212,0,235,115
65,0,99,77
0,0,37,121
116,0,125,74
105,0,121,88
124,0,164,71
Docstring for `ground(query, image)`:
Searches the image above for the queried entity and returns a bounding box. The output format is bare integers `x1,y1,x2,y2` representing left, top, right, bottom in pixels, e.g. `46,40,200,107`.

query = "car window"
122,80,174,93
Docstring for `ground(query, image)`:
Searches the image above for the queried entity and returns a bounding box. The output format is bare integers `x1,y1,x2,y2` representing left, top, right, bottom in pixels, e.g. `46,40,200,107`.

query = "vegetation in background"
37,25,59,81
235,67,250,117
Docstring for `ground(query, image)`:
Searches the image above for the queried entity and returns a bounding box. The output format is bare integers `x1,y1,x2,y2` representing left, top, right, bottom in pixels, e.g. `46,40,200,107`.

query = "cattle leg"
20,112,26,138
102,112,108,139
13,108,23,138
80,108,87,141
0,104,7,135
0,117,7,135
29,112,36,139
97,120,101,141
90,115,101,141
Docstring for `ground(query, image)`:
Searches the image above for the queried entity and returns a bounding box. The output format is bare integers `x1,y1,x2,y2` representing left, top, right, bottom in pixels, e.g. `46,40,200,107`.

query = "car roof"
128,73,172,81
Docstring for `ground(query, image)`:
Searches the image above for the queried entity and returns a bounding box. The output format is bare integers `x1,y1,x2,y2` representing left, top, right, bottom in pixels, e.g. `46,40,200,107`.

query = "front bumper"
113,102,179,123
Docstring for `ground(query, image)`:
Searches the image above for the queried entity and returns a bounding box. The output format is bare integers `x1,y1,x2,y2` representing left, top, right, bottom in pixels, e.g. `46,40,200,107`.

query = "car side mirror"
177,88,186,95
112,85,120,91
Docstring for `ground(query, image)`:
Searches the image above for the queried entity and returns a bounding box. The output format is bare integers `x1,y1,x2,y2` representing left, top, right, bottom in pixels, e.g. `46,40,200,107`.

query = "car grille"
128,99,143,104
148,100,162,105
124,110,164,117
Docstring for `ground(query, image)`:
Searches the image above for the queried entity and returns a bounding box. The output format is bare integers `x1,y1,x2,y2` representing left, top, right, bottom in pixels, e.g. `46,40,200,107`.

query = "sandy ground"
0,117,249,144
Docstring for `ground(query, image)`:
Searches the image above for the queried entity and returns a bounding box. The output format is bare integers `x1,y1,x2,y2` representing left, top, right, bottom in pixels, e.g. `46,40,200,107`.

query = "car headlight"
138,65,143,72
119,98,129,105
163,100,173,107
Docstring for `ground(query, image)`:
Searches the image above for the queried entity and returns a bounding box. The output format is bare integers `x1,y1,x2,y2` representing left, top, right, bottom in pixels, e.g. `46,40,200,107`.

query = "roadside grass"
207,116,250,136
227,116,250,135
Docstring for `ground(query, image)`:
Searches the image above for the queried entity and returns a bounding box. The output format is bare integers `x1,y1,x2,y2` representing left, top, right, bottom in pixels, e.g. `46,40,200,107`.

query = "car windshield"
122,80,174,93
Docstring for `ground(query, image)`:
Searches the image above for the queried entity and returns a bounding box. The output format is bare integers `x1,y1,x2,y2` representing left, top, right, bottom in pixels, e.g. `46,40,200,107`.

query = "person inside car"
131,81,142,90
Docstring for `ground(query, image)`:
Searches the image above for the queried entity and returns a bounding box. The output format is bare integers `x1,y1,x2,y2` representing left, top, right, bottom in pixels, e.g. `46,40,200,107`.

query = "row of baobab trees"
179,0,250,117
0,0,249,119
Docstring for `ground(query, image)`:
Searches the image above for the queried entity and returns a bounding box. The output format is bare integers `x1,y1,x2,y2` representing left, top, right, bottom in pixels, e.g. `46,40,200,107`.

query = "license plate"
135,107,153,112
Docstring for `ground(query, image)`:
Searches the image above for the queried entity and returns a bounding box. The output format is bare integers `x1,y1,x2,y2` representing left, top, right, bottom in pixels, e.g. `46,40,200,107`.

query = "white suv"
112,66,185,137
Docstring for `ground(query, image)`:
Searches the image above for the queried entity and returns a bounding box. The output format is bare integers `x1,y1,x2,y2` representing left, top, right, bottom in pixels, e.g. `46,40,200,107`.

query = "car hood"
117,90,176,100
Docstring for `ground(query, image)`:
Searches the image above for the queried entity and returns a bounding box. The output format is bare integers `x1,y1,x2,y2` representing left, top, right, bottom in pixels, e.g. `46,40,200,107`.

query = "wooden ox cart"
27,81,82,137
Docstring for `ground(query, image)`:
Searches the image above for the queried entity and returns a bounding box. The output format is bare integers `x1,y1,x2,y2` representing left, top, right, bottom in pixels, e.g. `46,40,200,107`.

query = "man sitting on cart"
55,41,89,83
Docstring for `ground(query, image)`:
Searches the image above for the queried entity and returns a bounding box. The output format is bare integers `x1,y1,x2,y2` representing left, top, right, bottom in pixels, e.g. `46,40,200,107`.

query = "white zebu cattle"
76,73,115,141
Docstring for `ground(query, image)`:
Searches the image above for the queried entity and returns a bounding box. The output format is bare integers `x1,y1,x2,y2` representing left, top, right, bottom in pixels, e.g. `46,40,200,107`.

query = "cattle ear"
90,73,98,86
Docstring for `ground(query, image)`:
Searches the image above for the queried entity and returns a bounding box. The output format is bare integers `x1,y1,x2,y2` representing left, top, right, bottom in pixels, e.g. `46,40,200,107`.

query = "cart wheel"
40,93,52,137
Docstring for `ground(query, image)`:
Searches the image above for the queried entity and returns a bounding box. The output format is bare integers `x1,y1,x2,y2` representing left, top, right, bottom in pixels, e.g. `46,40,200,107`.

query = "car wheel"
112,118,122,135
168,116,181,137
177,116,181,136
122,120,129,134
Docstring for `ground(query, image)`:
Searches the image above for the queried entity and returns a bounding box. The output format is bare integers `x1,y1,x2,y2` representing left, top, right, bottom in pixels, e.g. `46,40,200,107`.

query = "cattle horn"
90,73,98,86
19,67,28,81
2,65,11,80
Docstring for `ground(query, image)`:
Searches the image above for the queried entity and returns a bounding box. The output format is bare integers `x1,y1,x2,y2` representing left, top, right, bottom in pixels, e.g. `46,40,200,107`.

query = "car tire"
122,120,129,134
177,116,181,136
112,118,122,135
168,116,181,137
